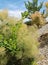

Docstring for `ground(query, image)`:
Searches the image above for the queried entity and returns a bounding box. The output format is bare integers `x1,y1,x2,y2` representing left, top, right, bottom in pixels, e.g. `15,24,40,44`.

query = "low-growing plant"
0,47,8,65
0,10,39,65
30,11,45,28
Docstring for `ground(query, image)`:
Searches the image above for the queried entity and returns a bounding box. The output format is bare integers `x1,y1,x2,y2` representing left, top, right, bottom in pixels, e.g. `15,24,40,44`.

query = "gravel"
37,45,48,65
37,24,48,65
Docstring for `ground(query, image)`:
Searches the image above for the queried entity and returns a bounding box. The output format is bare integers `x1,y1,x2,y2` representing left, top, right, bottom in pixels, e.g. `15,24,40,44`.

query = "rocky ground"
37,45,48,65
36,24,48,65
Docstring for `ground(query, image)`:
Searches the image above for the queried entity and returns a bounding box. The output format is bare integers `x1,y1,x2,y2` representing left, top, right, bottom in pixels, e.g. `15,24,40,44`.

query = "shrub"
30,11,45,28
0,10,39,65
0,47,8,65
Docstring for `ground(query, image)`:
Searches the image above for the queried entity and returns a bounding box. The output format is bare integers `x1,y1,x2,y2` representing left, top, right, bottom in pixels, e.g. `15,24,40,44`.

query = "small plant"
0,47,8,65
0,10,39,65
30,11,45,28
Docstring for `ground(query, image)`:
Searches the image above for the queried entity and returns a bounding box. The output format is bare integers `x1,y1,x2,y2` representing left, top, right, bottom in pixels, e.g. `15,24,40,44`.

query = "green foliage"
25,0,43,13
21,11,29,18
0,10,39,65
22,0,43,18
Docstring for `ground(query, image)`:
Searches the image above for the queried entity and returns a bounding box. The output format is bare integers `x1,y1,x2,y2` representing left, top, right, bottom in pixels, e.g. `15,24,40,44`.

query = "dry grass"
30,11,45,27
